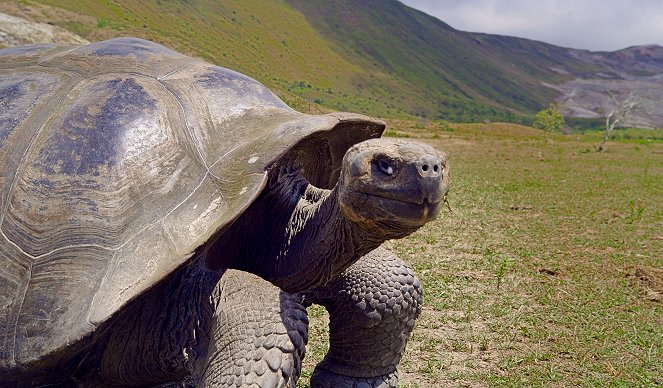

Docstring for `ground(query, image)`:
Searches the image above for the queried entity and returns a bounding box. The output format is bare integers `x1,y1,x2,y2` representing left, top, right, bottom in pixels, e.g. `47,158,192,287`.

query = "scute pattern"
162,62,296,167
14,246,111,366
0,71,69,216
41,77,158,175
0,44,72,70
40,37,194,78
79,38,182,59
162,173,265,255
88,224,178,326
0,44,59,58
2,74,199,257
0,237,30,369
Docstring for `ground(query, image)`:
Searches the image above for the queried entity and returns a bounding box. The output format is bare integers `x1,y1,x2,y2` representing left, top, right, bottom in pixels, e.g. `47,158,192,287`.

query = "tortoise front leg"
193,270,308,387
303,246,423,388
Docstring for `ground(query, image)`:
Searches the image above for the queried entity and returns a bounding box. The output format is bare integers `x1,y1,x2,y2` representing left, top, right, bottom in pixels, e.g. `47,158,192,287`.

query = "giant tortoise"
0,38,449,386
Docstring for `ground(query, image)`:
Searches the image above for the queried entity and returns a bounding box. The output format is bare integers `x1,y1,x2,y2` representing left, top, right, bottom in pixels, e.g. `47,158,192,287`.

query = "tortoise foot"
310,367,397,388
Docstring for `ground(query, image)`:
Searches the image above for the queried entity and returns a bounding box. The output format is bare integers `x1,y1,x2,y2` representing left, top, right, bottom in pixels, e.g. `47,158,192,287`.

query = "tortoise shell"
0,38,384,369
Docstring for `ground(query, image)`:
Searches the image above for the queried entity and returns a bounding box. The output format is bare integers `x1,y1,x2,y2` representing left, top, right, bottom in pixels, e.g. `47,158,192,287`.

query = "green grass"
300,122,663,387
285,0,599,121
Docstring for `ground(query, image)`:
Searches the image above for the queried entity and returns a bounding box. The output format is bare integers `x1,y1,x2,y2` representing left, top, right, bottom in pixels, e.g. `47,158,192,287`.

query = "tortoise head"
338,138,449,232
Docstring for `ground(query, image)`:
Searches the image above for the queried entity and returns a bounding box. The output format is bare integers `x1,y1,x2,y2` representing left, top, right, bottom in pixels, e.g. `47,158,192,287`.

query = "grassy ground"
299,122,663,387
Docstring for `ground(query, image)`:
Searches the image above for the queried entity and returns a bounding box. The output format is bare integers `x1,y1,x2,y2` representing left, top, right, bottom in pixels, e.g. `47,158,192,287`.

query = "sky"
400,0,663,51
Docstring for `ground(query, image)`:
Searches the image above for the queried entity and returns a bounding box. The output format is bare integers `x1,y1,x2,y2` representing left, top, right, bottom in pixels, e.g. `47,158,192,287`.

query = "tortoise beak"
410,152,448,205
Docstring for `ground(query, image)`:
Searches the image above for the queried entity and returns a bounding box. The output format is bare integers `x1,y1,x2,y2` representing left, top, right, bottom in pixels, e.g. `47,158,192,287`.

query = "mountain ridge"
1,0,661,127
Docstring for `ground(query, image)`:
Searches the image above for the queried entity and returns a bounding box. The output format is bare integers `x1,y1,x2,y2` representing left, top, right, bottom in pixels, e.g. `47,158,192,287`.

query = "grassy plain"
300,122,663,387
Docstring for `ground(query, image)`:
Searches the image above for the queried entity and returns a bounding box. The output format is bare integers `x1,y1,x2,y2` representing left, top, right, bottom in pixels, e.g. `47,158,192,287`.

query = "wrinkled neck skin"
219,165,416,293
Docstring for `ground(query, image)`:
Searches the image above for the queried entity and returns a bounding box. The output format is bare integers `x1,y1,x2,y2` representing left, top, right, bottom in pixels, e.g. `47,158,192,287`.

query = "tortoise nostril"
418,155,443,176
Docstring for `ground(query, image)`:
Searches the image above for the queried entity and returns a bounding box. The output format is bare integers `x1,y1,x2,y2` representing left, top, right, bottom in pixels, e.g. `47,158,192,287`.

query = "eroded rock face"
556,77,663,129
0,12,88,47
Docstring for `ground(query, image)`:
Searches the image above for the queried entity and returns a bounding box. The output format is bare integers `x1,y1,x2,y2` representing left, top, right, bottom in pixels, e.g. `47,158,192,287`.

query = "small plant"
597,92,640,152
495,257,513,290
96,18,125,30
479,335,490,351
383,130,410,138
626,199,645,224
482,246,495,261
450,337,468,352
533,103,564,139
419,357,444,376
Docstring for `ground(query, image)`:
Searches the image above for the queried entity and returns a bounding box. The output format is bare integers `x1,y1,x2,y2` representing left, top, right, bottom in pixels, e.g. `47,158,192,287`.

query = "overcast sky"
400,0,663,51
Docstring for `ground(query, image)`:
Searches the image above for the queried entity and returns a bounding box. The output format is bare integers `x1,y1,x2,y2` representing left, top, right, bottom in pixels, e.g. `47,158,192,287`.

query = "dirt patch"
400,307,499,387
630,265,663,302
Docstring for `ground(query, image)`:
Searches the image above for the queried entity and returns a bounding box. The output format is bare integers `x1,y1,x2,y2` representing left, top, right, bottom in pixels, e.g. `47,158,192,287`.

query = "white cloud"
401,0,663,51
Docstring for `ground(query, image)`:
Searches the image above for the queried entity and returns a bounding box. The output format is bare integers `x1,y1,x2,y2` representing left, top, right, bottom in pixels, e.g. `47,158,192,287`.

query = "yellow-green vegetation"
2,0,363,111
301,123,663,387
3,0,613,123
533,103,565,138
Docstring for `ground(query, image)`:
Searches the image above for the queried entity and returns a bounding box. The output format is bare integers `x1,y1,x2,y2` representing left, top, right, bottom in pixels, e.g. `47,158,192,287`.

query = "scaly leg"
304,247,422,388
195,270,308,387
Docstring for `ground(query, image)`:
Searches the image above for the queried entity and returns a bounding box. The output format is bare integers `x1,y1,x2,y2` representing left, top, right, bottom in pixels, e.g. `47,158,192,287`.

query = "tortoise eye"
376,158,397,176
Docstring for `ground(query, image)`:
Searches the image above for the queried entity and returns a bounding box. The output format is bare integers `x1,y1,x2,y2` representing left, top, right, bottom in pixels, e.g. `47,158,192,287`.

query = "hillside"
286,0,573,120
1,0,661,126
0,0,366,113
286,0,663,127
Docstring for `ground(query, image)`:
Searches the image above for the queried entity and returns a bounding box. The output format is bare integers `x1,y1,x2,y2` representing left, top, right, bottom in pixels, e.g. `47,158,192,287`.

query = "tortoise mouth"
352,191,442,224
357,190,441,206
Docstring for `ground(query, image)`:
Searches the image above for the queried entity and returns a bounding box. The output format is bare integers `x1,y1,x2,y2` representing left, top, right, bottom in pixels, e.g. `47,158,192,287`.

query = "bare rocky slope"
0,11,87,46
556,45,663,128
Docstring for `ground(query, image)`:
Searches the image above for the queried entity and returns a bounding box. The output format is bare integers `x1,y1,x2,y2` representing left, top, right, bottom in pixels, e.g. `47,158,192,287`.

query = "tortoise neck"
222,168,385,293
269,184,348,291
266,180,407,292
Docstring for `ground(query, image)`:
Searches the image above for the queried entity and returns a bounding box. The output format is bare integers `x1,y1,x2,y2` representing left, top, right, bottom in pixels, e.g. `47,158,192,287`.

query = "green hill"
3,0,367,111
286,0,556,121
3,0,659,124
